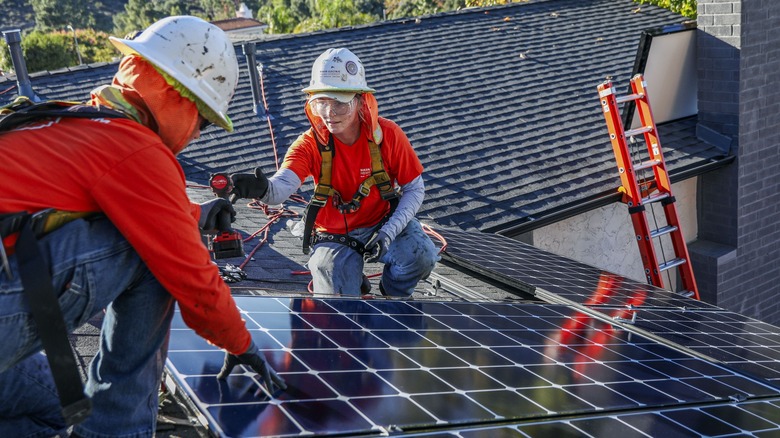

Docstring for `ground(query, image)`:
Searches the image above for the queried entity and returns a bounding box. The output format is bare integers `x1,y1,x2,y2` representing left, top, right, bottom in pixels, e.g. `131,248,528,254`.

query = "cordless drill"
207,173,245,259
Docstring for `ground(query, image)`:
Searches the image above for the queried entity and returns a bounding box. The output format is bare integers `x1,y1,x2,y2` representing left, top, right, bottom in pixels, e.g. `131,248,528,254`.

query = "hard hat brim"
307,91,357,103
302,85,376,94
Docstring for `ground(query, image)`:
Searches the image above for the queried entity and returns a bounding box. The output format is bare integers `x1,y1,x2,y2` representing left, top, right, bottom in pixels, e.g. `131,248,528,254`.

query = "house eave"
488,154,736,238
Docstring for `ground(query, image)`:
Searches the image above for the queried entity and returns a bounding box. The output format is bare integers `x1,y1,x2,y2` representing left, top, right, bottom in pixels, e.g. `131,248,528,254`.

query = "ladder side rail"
630,75,672,195
631,74,700,299
598,82,646,207
660,200,700,299
629,207,665,287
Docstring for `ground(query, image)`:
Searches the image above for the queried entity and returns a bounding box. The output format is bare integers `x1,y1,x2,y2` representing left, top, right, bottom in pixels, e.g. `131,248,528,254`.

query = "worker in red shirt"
230,48,439,296
0,16,284,437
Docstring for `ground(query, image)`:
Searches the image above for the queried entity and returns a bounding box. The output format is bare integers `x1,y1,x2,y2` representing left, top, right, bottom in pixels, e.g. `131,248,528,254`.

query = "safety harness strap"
302,137,335,254
361,140,397,201
14,214,92,425
301,136,398,254
0,96,127,132
311,232,367,255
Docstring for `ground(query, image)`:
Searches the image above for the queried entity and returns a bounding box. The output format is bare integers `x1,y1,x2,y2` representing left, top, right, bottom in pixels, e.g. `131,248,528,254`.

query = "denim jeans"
307,218,439,296
0,217,175,438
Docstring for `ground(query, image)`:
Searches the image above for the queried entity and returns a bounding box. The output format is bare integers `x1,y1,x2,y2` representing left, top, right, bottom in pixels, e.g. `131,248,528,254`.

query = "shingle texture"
0,0,725,234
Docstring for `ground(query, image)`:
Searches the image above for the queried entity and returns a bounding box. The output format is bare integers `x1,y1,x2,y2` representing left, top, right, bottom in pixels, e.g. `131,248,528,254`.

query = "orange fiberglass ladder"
597,74,700,300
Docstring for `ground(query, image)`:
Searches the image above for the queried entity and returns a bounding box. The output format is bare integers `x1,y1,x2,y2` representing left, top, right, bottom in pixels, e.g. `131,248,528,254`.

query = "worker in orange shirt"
230,48,439,296
0,16,284,437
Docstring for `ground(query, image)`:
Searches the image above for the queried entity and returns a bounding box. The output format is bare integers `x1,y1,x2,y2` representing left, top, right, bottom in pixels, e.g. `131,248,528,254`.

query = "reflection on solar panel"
435,227,716,310
165,296,780,437
623,307,780,383
399,398,780,437
435,227,780,387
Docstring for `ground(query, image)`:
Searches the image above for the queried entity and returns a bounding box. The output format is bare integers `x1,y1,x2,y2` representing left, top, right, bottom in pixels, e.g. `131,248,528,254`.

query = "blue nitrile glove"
199,198,236,231
217,341,287,395
364,231,391,263
229,167,268,203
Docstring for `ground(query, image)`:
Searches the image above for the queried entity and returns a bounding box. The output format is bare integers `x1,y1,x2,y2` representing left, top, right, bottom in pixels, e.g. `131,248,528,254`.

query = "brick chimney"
690,0,780,323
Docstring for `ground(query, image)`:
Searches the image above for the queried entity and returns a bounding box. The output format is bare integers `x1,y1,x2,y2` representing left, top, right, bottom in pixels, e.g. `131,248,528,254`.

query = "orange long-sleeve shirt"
0,115,251,355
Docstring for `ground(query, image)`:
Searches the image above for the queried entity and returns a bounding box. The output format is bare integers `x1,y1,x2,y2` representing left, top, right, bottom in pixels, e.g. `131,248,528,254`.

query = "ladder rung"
676,290,695,298
650,225,678,239
641,192,669,205
624,126,653,137
659,258,687,272
634,159,661,171
616,93,644,104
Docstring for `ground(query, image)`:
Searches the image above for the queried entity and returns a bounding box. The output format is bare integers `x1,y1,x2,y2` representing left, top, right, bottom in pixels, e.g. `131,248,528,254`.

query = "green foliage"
464,0,512,7
384,0,467,20
0,0,35,30
385,0,440,20
258,1,303,34
112,0,191,37
1,29,113,74
70,28,121,64
30,0,94,31
634,0,697,19
294,0,378,33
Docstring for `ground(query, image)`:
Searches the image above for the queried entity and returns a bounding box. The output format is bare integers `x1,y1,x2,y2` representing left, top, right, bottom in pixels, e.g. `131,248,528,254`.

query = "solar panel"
397,398,780,437
433,227,780,386
165,296,780,437
611,307,780,383
434,227,716,310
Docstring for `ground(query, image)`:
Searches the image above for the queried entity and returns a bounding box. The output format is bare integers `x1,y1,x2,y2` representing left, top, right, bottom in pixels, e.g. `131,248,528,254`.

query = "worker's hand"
229,167,268,202
364,231,391,263
217,341,287,395
199,198,236,231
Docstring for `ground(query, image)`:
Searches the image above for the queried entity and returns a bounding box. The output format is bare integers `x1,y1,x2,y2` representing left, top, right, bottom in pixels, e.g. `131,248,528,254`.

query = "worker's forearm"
261,168,302,205
380,175,424,241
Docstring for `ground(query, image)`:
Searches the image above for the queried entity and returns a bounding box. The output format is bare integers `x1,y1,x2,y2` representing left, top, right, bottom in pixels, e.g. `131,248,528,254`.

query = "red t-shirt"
282,117,423,234
0,116,251,354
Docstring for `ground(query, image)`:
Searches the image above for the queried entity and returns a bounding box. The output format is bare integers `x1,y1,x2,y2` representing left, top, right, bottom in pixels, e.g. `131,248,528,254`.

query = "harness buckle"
356,182,372,198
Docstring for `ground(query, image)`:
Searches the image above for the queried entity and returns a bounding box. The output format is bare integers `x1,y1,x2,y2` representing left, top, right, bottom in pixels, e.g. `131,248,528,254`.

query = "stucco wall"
532,179,698,291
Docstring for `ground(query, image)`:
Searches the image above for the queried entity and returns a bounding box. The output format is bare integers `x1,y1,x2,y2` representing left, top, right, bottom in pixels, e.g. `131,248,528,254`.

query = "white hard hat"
302,48,375,96
109,16,239,131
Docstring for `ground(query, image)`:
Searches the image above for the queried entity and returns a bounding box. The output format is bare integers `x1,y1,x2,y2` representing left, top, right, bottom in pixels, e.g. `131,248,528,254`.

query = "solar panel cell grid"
165,296,780,437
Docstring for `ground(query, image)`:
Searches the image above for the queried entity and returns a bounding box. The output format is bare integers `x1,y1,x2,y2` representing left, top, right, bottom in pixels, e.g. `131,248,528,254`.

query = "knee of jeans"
393,240,438,274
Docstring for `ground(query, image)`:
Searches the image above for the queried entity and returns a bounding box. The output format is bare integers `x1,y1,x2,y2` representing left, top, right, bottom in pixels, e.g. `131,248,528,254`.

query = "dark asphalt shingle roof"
1,0,724,235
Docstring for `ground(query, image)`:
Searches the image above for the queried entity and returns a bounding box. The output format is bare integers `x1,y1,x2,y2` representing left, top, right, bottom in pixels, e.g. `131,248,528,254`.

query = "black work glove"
364,230,391,263
229,167,268,203
217,341,287,395
199,198,236,231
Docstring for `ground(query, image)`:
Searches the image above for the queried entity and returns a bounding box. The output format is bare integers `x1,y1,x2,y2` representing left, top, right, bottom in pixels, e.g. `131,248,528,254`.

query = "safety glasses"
310,98,357,117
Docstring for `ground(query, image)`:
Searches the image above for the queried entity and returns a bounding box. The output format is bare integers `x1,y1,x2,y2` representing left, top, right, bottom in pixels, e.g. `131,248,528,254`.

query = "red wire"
421,223,447,253
258,65,280,171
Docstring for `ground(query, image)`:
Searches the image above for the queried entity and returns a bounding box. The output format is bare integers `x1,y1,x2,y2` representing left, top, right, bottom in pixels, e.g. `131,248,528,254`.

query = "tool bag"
0,96,127,425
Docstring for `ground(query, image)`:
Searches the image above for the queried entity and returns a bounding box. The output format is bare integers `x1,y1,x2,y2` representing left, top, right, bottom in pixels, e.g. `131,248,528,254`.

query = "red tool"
207,173,245,259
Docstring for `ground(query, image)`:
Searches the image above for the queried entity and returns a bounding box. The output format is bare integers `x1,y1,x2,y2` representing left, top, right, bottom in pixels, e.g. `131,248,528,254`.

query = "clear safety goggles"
310,98,357,117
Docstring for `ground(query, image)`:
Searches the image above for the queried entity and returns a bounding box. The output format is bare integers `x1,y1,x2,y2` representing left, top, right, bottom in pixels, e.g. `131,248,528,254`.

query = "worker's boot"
360,274,371,295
